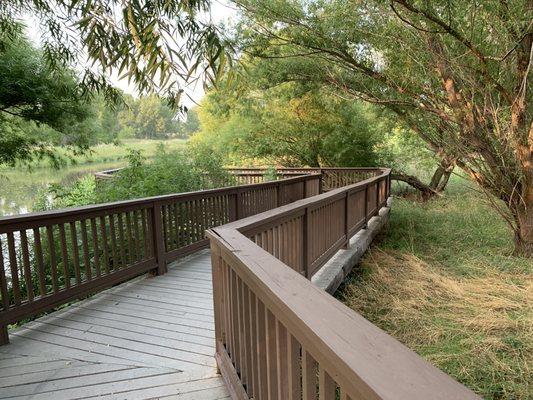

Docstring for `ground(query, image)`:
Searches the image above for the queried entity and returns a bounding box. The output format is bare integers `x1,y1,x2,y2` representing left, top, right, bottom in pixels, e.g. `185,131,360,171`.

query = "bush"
96,144,233,202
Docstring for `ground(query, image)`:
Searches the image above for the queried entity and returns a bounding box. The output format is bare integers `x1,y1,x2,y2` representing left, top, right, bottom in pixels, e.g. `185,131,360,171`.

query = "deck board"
0,250,228,400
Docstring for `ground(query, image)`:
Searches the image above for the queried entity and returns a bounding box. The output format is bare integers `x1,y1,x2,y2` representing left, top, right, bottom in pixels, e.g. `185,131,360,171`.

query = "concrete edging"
311,196,392,294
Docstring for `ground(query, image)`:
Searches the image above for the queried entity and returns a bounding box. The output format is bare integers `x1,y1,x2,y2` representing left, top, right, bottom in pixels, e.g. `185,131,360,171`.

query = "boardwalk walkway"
0,250,228,400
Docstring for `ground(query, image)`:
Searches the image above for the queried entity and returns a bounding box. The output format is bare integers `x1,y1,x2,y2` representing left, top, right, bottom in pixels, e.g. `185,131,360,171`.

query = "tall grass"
337,176,532,400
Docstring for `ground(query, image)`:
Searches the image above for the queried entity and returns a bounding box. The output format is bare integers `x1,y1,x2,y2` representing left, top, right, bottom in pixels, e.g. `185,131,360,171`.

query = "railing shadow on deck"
1,168,374,344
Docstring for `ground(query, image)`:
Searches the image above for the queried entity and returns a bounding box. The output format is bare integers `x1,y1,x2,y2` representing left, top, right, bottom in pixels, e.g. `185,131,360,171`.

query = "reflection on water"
0,177,42,216
0,162,124,217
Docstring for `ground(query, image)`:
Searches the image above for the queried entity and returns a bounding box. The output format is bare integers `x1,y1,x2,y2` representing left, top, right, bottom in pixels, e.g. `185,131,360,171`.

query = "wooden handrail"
0,172,328,344
207,168,481,400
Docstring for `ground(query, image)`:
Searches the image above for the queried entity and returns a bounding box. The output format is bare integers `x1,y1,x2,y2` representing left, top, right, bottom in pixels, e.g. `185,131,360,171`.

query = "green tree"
194,60,384,167
0,32,93,166
180,108,201,138
1,1,228,104
237,0,533,255
118,95,178,139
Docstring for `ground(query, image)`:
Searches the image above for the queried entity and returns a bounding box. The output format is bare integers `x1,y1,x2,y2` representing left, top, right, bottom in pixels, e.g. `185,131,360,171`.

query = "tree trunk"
429,165,445,189
391,172,440,199
436,166,453,192
512,182,533,257
429,158,455,192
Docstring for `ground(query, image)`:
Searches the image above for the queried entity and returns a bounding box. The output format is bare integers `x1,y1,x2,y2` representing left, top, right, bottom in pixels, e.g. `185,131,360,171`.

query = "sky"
24,1,238,108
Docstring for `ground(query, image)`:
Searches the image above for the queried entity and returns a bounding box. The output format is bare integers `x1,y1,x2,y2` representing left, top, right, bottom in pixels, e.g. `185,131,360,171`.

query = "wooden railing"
207,168,480,400
95,166,380,191
0,173,322,344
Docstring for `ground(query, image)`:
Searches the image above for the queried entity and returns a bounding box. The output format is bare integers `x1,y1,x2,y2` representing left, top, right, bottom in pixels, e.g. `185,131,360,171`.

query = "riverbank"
0,139,186,216
337,178,532,400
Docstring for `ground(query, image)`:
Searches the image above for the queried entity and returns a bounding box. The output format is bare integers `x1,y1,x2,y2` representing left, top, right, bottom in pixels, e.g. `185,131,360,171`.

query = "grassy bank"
337,177,532,400
0,139,187,216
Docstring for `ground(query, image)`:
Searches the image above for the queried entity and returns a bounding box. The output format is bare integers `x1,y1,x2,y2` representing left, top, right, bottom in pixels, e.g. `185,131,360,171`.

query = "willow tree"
1,0,228,104
236,0,532,255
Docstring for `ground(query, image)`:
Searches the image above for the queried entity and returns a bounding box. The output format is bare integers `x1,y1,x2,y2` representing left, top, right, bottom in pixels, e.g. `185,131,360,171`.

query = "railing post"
277,181,282,206
318,171,323,194
151,201,167,275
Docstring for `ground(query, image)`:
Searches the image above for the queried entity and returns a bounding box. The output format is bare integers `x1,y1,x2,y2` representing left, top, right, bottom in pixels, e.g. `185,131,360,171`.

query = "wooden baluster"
276,320,289,399
173,203,182,249
141,209,150,259
108,215,119,270
249,290,259,398
184,201,191,245
58,224,71,288
161,205,170,252
364,184,369,229
0,237,9,344
90,218,101,277
303,207,310,277
167,204,174,249
375,180,380,215
319,366,336,400
125,211,134,262
242,284,253,397
99,216,110,274
69,221,82,283
302,349,317,400
343,191,349,249
151,202,166,275
211,247,224,374
287,334,302,400
116,213,127,267
33,228,46,295
45,226,59,292
132,210,141,262
255,299,268,400
224,258,233,357
6,232,21,304
20,230,34,301
235,190,242,220
80,220,91,281
237,277,248,391
266,309,278,400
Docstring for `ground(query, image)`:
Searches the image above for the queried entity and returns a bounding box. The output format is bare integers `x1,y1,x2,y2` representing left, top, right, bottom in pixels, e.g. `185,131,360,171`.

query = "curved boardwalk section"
0,251,228,400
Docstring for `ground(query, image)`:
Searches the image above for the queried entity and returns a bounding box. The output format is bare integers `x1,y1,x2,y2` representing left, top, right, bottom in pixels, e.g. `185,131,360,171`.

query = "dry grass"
337,180,532,400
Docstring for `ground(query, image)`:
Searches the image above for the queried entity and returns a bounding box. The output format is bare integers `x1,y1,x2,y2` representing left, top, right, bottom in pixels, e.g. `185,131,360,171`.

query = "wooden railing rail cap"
216,169,391,233
208,221,480,400
0,173,320,230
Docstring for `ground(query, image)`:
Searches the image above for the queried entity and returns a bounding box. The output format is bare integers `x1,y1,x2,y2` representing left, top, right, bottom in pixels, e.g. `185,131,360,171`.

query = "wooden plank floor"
0,250,229,400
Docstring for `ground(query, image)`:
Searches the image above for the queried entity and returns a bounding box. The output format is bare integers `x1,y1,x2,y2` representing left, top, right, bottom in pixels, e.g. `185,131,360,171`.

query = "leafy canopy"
1,0,229,105
193,57,387,167
234,0,533,254
0,32,93,166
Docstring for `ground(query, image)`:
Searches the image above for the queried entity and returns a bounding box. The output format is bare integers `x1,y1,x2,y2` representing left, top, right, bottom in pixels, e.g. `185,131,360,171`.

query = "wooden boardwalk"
0,250,229,400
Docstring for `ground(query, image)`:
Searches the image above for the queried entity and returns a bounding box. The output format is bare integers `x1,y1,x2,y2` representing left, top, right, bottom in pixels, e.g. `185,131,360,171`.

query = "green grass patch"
337,177,532,400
